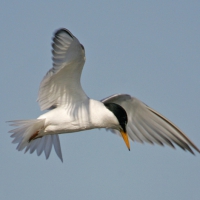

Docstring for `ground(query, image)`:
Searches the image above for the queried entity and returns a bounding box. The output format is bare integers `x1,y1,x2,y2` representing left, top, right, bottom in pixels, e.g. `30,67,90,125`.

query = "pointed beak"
120,130,130,151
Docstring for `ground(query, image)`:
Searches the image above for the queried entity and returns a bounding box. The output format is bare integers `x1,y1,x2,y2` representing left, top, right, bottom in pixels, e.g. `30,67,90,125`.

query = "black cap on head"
104,103,128,132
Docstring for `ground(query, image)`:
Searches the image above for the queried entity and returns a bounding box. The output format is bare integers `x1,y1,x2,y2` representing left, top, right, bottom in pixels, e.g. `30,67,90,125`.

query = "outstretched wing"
38,28,88,111
102,94,200,154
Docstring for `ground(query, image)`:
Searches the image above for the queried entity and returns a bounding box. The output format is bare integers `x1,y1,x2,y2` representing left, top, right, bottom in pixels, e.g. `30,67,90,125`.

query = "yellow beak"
120,130,130,151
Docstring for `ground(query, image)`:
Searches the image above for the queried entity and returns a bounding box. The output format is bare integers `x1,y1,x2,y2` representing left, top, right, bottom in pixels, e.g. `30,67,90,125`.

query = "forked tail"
8,119,63,162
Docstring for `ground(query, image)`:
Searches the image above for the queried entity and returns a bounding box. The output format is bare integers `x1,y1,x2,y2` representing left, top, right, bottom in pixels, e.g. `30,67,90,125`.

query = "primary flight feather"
8,28,200,162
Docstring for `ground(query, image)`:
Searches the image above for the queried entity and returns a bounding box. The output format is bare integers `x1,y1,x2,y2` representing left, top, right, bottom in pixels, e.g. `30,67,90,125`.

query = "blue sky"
1,1,200,200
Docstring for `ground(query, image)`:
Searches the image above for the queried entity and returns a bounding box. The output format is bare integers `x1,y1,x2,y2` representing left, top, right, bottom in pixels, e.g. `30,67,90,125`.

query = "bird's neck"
79,99,119,130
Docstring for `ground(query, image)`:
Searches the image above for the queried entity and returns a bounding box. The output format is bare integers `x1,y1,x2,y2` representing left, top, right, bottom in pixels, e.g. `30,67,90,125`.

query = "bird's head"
104,102,130,150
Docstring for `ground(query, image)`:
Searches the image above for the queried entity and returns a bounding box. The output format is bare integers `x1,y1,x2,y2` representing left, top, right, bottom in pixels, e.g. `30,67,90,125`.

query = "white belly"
37,99,119,135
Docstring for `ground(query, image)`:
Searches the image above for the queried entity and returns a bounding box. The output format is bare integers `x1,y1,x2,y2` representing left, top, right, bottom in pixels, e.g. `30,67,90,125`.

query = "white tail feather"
8,119,63,162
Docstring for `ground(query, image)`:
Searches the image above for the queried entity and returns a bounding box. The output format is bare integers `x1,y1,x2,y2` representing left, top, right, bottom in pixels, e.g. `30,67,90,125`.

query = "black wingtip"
54,28,73,39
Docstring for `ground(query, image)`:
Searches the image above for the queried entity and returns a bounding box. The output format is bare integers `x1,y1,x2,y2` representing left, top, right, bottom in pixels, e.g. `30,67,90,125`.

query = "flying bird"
8,28,200,162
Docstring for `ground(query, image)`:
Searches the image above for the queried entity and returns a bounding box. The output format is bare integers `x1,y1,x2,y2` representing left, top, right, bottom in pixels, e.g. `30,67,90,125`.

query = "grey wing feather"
102,94,200,154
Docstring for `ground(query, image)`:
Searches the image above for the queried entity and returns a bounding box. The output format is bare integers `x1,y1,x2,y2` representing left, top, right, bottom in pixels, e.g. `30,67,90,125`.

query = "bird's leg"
29,131,39,142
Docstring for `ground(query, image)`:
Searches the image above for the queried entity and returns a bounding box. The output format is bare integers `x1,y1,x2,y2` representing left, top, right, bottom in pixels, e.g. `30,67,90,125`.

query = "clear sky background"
1,1,200,200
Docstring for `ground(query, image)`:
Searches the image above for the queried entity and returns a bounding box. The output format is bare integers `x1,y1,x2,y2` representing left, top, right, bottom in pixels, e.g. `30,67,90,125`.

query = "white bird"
8,28,200,162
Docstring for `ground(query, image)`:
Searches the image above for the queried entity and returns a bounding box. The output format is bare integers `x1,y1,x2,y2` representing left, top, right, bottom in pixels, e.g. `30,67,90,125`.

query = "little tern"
8,28,200,162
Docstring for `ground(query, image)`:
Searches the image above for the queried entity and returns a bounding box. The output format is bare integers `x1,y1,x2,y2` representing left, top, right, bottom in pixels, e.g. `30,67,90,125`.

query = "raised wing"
102,94,200,154
38,28,88,111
